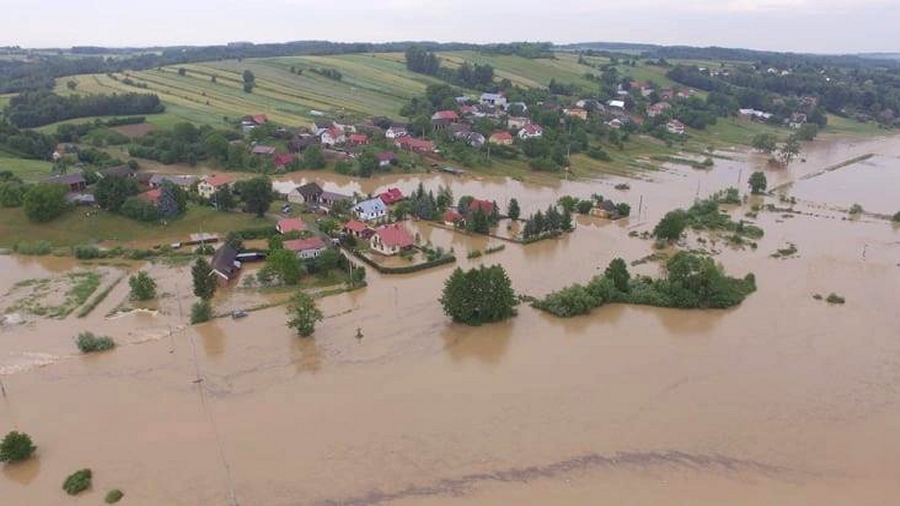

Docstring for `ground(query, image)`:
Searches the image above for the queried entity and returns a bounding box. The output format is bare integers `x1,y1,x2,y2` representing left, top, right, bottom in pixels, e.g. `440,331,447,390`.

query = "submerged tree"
748,171,767,194
439,265,517,326
191,258,217,300
0,431,37,463
286,291,323,337
128,271,157,301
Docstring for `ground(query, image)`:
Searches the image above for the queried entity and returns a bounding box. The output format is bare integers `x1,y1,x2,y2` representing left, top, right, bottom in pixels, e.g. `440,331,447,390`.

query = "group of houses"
43,163,201,207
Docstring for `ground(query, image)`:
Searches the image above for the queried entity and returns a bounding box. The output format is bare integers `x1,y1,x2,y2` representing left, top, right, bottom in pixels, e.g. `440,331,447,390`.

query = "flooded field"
1,135,899,505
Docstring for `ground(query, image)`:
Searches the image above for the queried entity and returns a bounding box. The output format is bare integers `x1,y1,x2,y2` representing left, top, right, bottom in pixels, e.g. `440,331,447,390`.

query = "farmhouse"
321,127,346,147
385,125,408,139
198,174,237,199
274,153,295,169
344,219,374,239
348,133,369,146
289,182,324,204
480,92,508,109
211,243,241,281
518,123,543,140
395,137,435,153
431,110,459,129
354,198,388,221
370,224,415,256
563,108,588,120
457,131,485,147
276,218,308,234
149,174,197,189
488,131,514,146
332,119,356,133
44,173,87,193
289,133,319,153
647,102,671,118
443,209,464,227
320,191,351,208
284,237,328,260
666,119,686,135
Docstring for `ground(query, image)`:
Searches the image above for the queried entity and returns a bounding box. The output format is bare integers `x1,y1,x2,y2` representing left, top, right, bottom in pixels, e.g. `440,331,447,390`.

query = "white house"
518,123,544,140
385,126,408,139
607,100,626,109
666,119,686,135
479,92,508,109
354,198,387,222
197,174,237,199
507,116,529,130
284,237,328,260
321,127,346,147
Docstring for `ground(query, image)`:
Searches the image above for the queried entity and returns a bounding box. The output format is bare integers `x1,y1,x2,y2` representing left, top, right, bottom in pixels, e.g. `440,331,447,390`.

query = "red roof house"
138,188,162,205
443,209,464,226
379,187,404,205
431,110,459,121
348,133,370,145
395,137,435,153
370,224,415,255
468,199,495,215
488,131,513,146
274,153,295,168
277,218,308,234
283,236,328,259
251,114,268,125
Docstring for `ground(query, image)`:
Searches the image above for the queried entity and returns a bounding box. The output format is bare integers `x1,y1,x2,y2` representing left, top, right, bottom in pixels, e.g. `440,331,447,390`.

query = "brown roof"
277,218,308,233
204,174,237,187
374,224,414,248
284,237,327,252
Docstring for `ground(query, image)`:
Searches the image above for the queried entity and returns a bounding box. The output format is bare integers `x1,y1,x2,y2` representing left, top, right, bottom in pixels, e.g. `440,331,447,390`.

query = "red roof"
490,131,513,142
252,114,268,125
138,188,161,205
377,151,397,162
283,236,327,252
521,123,543,135
432,110,459,121
374,224,414,248
347,134,368,145
443,209,464,223
468,199,495,214
204,174,237,188
325,127,344,138
344,219,370,233
274,153,295,167
277,218,307,233
395,137,435,152
379,187,404,205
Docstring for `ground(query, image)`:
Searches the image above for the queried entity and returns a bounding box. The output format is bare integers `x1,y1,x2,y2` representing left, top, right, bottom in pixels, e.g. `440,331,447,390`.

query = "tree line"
5,91,164,128
405,46,495,88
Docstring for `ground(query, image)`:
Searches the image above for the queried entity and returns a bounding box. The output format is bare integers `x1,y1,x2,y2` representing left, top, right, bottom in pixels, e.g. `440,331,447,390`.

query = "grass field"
0,152,55,182
0,93,13,109
0,205,272,248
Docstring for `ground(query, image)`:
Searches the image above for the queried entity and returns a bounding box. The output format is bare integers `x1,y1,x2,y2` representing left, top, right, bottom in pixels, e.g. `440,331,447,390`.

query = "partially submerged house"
289,182,324,205
370,224,415,256
284,236,328,259
378,187,404,206
211,243,241,281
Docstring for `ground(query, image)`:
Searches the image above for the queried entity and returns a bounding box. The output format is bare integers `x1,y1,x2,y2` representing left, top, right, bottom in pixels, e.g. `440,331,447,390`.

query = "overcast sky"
4,0,898,54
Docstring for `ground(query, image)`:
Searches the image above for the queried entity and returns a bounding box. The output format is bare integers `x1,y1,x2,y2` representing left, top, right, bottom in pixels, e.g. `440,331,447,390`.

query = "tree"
777,136,802,166
212,186,235,210
157,180,186,218
893,211,900,223
286,290,323,337
129,271,157,300
653,209,688,242
23,183,69,222
557,195,578,213
604,258,631,292
95,175,140,212
120,196,159,222
748,171,767,194
264,249,302,285
576,199,593,214
0,181,26,207
242,70,255,93
357,151,378,177
239,176,273,217
301,146,326,169
439,265,517,326
190,299,212,324
192,258,217,300
467,207,490,234
751,133,778,154
0,431,36,463
410,115,433,137
505,198,520,221
63,468,92,496
615,203,631,217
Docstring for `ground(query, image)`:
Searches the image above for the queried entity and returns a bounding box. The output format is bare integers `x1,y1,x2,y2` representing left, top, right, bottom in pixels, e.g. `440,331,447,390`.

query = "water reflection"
441,321,512,365
197,321,226,358
292,337,322,374
1,456,41,485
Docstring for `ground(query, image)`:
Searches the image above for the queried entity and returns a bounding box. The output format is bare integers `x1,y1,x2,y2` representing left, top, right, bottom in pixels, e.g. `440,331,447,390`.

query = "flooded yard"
1,135,900,504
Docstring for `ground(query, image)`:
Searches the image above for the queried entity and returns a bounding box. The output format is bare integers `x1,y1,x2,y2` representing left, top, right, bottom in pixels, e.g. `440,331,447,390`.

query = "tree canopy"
439,265,517,325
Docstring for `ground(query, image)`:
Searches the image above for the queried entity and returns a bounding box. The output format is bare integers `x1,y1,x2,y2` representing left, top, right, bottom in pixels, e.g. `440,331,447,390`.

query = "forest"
5,91,164,128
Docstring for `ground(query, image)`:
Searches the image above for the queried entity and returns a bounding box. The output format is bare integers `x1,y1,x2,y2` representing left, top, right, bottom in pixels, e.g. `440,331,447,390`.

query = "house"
379,187,404,205
67,193,96,206
377,151,397,168
277,218,308,234
289,133,319,153
354,198,387,221
250,144,277,156
563,107,588,120
347,133,369,146
480,92,508,109
591,199,619,219
320,191,351,208
606,118,624,129
149,174,197,189
274,153,295,169
518,123,543,140
98,165,137,179
370,224,415,256
211,243,241,281
468,199,495,216
666,119,686,135
488,131,514,146
788,113,808,129
659,89,675,101
647,102,671,118
738,109,774,121
385,125,408,139
332,120,356,133
344,219,374,239
457,131,485,148
507,116,529,130
244,114,267,126
289,182,324,204
443,209,464,227
198,174,237,199
138,188,162,206
431,110,459,129
51,143,77,162
44,173,87,193
272,180,300,199
284,236,328,260
321,127,346,147
395,137,435,153
313,120,332,136
607,100,626,109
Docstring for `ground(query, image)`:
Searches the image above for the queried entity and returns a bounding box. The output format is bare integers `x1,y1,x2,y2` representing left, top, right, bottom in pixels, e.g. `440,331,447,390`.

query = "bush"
105,489,125,503
893,211,900,223
73,245,101,259
0,431,37,463
76,331,115,353
63,468,92,495
826,293,846,304
190,300,213,324
13,240,52,255
23,183,69,223
120,196,159,222
848,203,864,215
532,284,599,317
129,271,157,300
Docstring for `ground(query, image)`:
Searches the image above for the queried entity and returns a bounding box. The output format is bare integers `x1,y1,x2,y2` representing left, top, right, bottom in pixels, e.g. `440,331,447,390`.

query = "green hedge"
349,248,456,274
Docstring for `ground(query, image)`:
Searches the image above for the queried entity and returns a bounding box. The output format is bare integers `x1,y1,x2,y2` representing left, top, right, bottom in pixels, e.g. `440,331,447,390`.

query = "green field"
0,152,55,182
0,205,272,248
0,93,14,109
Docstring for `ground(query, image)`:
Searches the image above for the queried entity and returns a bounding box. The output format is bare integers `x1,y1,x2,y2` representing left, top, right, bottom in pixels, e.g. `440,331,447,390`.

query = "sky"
3,0,898,54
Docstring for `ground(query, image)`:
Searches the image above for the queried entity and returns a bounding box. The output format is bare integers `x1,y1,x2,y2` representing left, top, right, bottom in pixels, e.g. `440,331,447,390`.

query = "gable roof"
468,199,495,214
274,153,295,167
138,188,162,205
252,114,268,125
379,187,404,205
348,133,369,144
296,182,324,197
374,224,414,248
283,236,327,252
277,218,308,233
211,244,240,278
431,110,459,121
44,173,86,186
355,198,387,215
521,123,543,135
489,131,513,142
251,144,277,155
203,174,237,188
344,219,370,233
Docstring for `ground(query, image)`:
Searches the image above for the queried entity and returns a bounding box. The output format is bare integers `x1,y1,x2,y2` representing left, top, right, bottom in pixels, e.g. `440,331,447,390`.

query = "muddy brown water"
1,136,900,505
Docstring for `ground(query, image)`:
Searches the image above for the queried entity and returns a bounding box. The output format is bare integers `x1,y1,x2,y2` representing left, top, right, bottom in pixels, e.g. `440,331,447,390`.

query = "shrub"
532,284,599,317
105,489,125,503
0,431,37,463
893,211,900,222
848,203,863,215
76,331,115,353
190,300,213,324
73,245,101,259
129,271,157,300
63,468,92,495
12,241,52,255
826,293,846,304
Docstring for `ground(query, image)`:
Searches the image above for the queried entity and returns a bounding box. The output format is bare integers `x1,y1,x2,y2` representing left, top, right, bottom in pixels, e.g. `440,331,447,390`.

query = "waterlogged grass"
6,271,101,318
77,275,124,318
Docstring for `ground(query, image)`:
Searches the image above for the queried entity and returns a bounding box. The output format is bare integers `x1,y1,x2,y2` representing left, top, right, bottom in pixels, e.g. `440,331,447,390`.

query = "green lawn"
0,204,273,248
0,152,55,182
0,93,14,109
823,114,888,137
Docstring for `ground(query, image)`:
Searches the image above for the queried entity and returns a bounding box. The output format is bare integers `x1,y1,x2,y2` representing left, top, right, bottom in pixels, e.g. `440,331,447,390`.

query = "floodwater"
2,135,900,505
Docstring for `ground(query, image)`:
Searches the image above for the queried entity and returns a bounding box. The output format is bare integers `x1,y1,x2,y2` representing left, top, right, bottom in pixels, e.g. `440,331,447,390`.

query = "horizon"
3,0,898,54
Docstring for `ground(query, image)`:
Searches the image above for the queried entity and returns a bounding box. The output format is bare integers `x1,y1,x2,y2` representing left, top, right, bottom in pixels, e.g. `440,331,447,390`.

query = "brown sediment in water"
1,135,899,505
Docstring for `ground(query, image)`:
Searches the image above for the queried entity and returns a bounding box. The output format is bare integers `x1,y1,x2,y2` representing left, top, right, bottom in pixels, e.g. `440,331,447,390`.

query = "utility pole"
0,377,7,398
737,168,743,188
638,195,643,221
